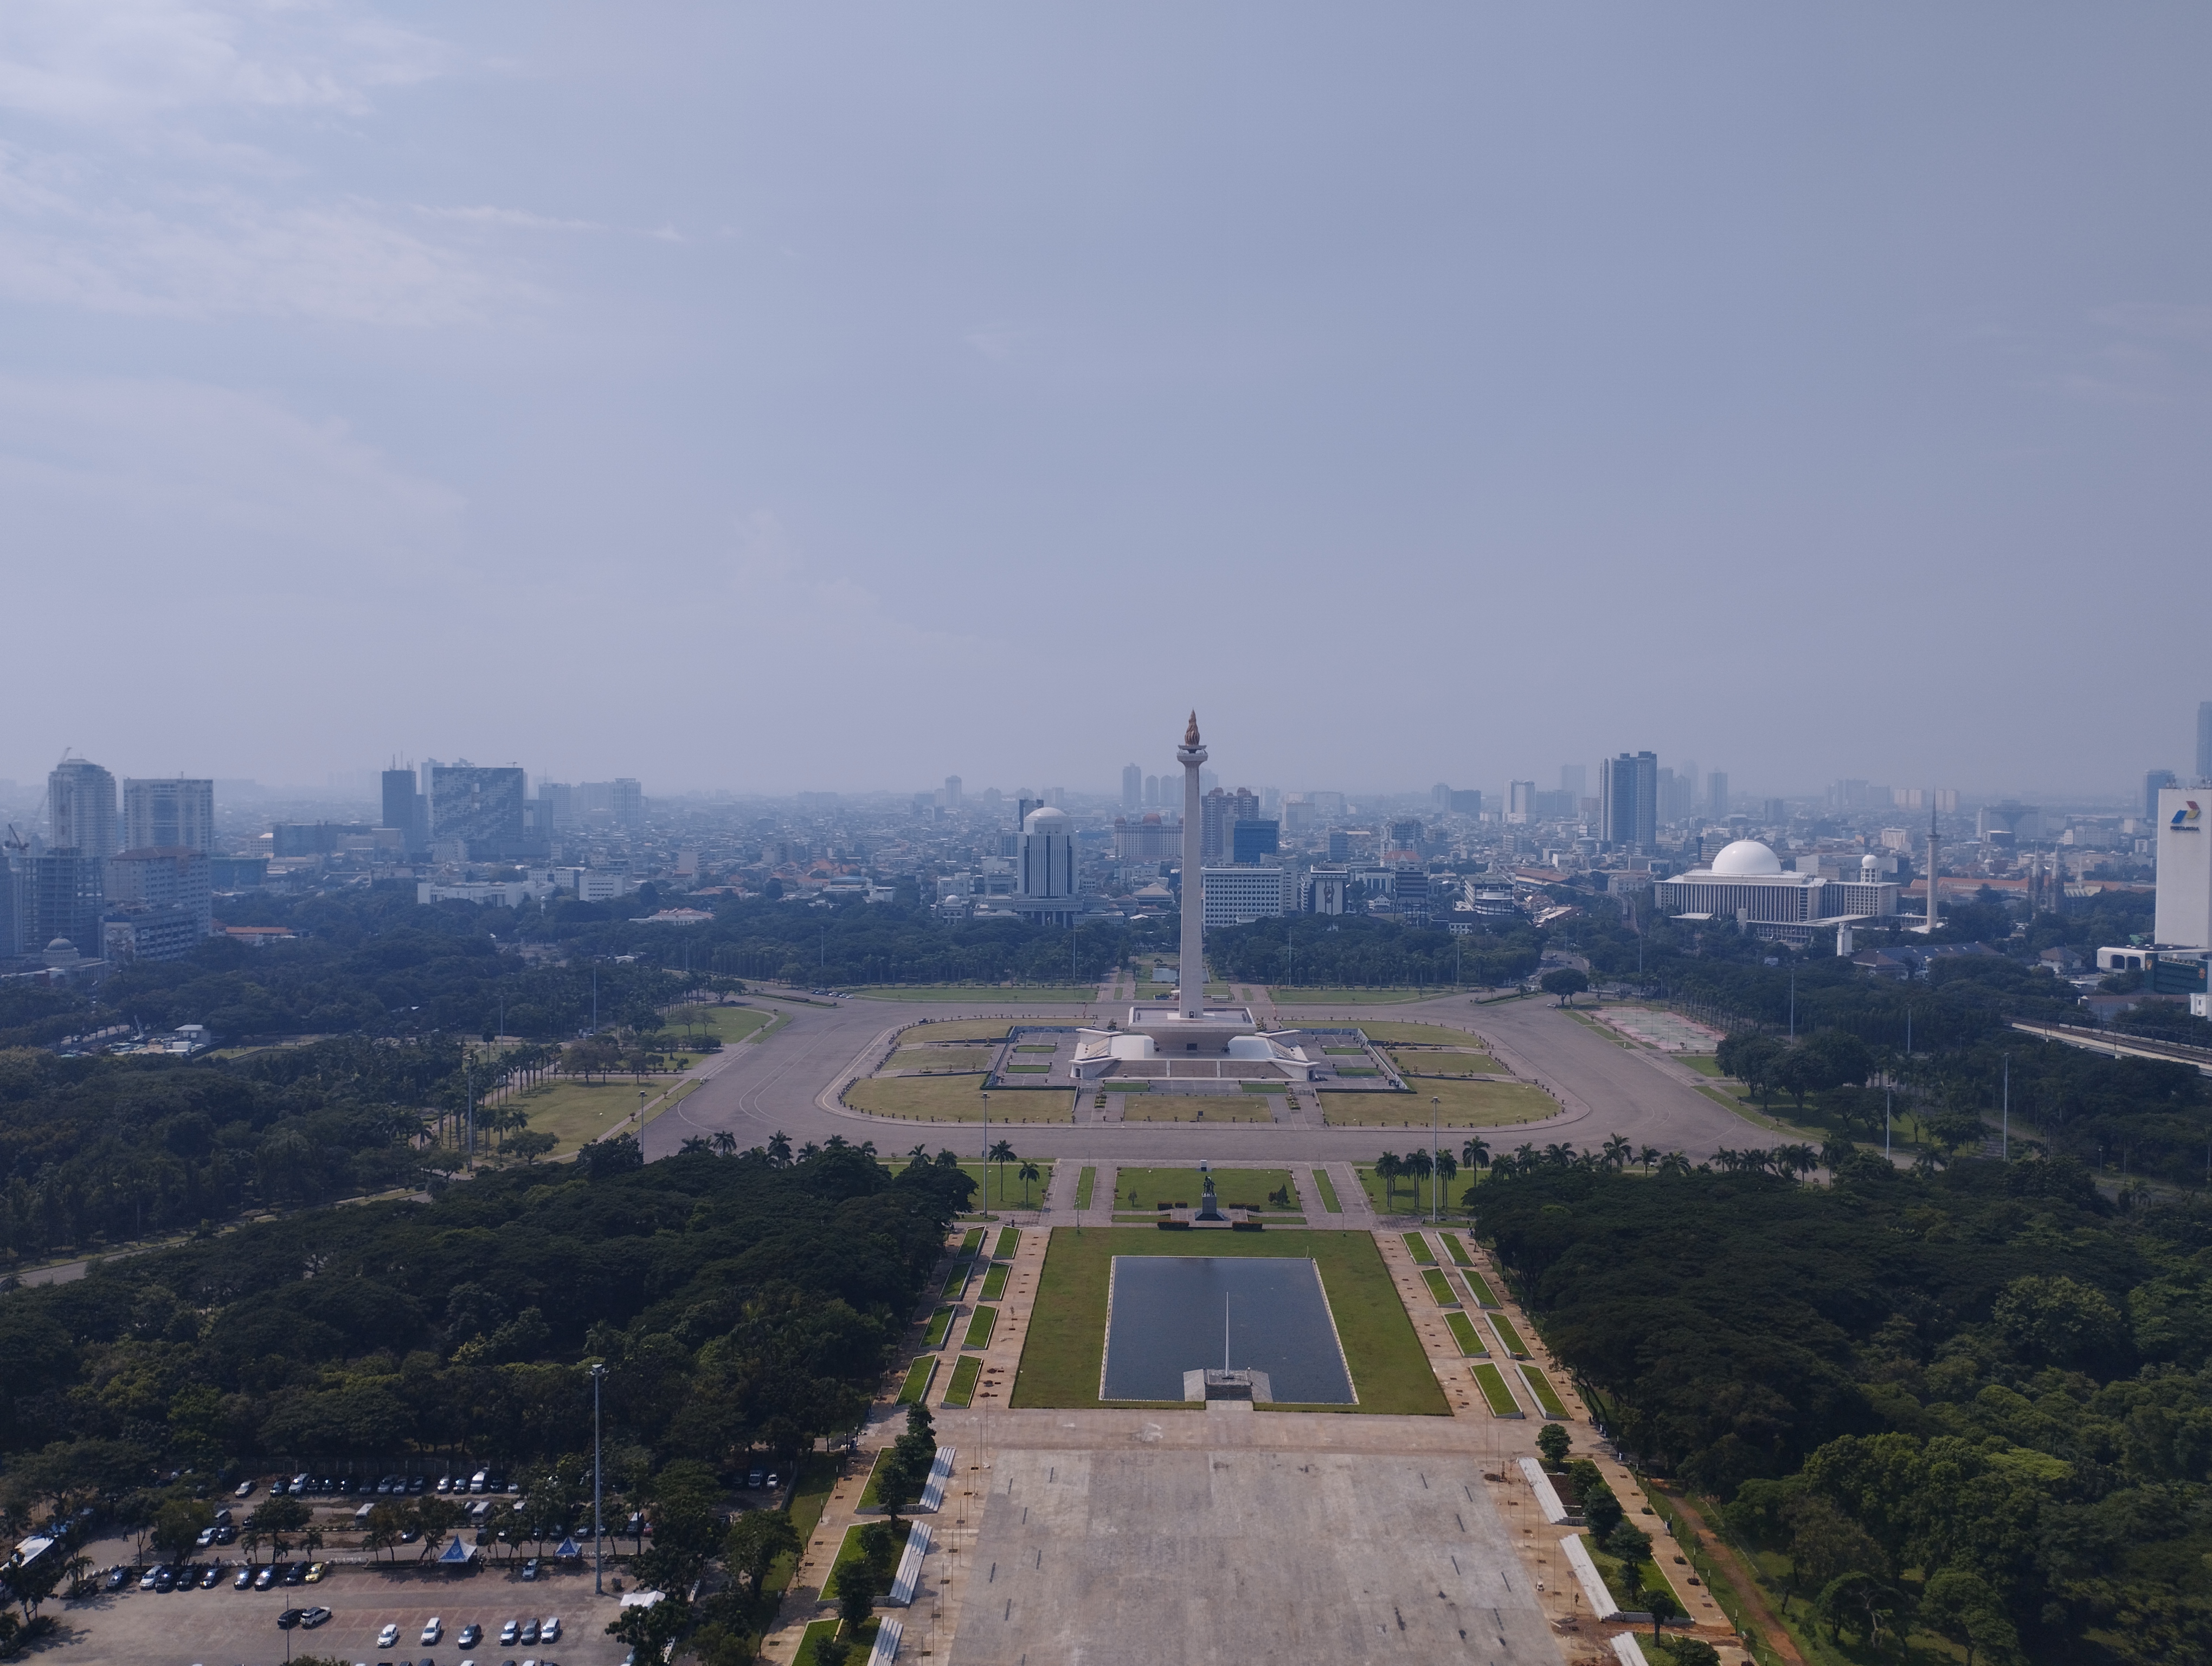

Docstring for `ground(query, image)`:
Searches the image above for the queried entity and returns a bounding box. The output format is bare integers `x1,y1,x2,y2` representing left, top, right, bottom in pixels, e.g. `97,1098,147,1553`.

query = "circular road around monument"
645,990,1771,1167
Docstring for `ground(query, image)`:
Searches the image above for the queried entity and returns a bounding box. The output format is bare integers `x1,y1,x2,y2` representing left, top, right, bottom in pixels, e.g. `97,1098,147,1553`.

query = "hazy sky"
5,4,2208,800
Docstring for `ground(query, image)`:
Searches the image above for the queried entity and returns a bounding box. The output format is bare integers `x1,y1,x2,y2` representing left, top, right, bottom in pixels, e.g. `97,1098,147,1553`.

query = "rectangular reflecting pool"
1101,1255,1356,1404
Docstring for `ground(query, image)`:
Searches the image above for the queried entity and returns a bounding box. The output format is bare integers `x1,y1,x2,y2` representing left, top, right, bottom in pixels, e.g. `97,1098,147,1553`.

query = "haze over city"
5,4,2210,796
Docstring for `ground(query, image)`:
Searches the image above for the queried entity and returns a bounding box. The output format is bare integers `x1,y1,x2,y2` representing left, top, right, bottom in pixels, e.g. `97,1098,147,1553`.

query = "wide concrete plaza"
947,1441,1556,1666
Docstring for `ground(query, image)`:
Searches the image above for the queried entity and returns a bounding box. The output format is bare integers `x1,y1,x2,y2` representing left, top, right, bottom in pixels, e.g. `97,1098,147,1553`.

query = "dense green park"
1474,1150,2212,1663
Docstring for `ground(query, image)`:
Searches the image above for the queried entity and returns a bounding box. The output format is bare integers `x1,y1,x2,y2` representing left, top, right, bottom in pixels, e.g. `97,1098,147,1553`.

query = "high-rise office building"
1201,787,1259,862
1012,805,1079,926
428,764,529,857
1143,774,1161,809
2149,770,2181,822
1599,752,1658,851
1560,764,1587,797
1707,771,1729,817
2200,701,2212,781
24,849,104,958
123,778,214,853
1232,819,1281,863
1507,781,1536,823
1122,764,1143,811
382,768,428,851
1386,818,1423,854
943,775,962,809
49,759,119,857
105,847,213,960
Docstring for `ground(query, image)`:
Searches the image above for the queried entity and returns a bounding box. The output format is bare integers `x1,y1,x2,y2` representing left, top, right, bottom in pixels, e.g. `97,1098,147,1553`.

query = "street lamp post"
590,1363,607,1595
1432,1096,1440,1223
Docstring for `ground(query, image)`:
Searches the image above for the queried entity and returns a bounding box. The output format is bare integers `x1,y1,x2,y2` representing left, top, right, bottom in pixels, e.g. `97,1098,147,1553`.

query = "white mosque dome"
1022,805,1071,834
1709,839,1783,877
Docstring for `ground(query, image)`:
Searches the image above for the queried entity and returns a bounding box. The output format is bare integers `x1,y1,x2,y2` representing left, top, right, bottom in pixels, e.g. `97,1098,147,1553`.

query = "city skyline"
5,8,2209,793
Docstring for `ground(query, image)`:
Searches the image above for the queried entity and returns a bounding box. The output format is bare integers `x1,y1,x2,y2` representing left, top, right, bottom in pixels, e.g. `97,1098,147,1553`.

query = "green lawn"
665,1003,778,1047
846,1075,1071,1122
1120,1100,1273,1122
963,1305,998,1348
1471,1361,1525,1418
885,1046,991,1073
960,1161,1054,1209
1402,1231,1436,1265
1113,1168,1295,1212
1010,1227,1449,1415
939,1264,970,1301
1489,1313,1531,1357
922,1306,954,1347
1311,1169,1342,1212
980,1263,1009,1300
1520,1363,1569,1419
992,1226,1021,1259
1355,1022,1500,1047
1445,1312,1488,1356
1679,1054,1726,1077
796,1618,877,1666
959,1227,985,1254
1322,1047,1369,1056
1003,1064,1053,1074
1352,1165,1452,1218
896,1357,936,1404
1073,1167,1096,1209
857,984,1097,1001
1464,1268,1502,1308
1421,1267,1459,1306
893,1020,1014,1044
943,1355,981,1407
505,1077,700,1158
1269,988,1431,1004
762,1452,839,1601
1326,1079,1557,1127
1388,1049,1504,1077
1442,1234,1472,1267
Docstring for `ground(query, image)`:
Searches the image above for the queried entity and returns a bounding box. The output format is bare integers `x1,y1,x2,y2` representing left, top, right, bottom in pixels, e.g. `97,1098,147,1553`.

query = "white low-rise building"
1201,864,1284,925
1654,840,1898,944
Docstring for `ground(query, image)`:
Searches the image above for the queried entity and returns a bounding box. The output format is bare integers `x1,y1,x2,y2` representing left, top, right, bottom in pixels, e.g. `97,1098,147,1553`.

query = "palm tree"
710,1130,737,1156
1602,1134,1631,1170
1637,1145,1659,1174
1404,1148,1433,1212
1657,1150,1693,1176
1433,1149,1458,1208
907,1143,930,1168
1018,1158,1041,1206
988,1139,1017,1204
1376,1152,1401,1207
1461,1135,1490,1174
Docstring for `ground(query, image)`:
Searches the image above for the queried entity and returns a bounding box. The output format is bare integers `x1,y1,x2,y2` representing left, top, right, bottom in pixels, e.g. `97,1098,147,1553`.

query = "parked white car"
376,1624,400,1649
421,1618,442,1645
540,1618,561,1642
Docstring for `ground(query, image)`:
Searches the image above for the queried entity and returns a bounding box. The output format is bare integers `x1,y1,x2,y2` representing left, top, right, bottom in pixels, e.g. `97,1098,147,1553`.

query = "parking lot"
43,1538,635,1666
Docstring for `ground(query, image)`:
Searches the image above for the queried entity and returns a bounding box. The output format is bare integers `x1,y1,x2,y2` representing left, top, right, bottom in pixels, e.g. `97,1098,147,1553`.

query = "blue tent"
436,1537,475,1565
555,1536,582,1560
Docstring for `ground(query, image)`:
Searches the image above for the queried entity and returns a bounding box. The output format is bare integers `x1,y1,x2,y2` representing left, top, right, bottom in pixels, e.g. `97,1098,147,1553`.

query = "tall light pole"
1431,1096,1441,1223
2001,1054,2010,1161
590,1363,607,1594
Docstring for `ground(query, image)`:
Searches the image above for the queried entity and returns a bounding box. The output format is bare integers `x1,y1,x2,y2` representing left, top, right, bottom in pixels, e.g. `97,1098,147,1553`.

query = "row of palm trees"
986,1140,1042,1206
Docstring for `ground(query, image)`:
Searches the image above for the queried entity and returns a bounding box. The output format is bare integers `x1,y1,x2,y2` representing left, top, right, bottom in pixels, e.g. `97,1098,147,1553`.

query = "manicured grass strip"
963,1305,998,1349
1443,1233,1473,1266
1489,1313,1531,1358
797,1619,840,1663
1005,1065,1052,1074
923,1306,954,1347
1421,1267,1459,1306
1464,1268,1502,1308
856,1446,895,1510
1520,1363,1570,1419
1445,1312,1489,1356
1074,1166,1095,1209
762,1451,839,1599
1403,1231,1437,1265
1312,1168,1342,1212
980,1263,1009,1301
1116,1167,1294,1212
992,1226,1021,1259
1472,1361,1525,1418
1011,1227,1448,1416
958,1228,985,1255
1014,1043,1058,1053
897,1356,937,1404
1322,1047,1368,1055
939,1264,970,1301
943,1355,981,1407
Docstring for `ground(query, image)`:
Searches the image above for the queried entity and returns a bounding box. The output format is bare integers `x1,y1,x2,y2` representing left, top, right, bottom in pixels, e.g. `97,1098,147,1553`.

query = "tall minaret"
1924,797,1940,933
1178,711,1208,1019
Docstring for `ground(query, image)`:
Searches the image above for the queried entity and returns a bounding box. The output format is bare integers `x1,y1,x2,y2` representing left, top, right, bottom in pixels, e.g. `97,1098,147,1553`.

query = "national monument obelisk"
1177,710,1207,1019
